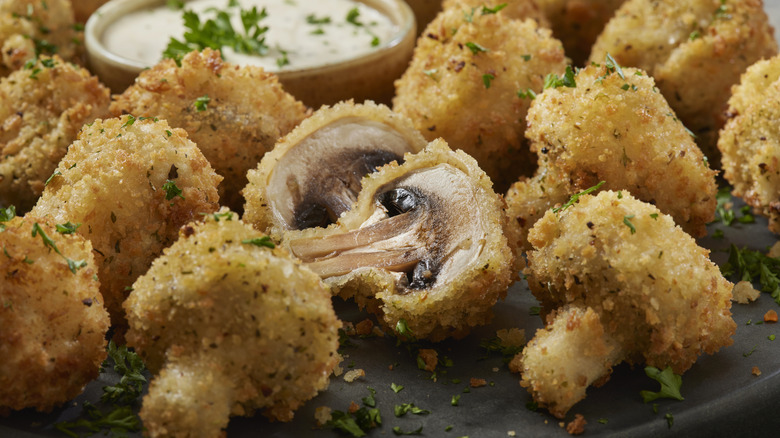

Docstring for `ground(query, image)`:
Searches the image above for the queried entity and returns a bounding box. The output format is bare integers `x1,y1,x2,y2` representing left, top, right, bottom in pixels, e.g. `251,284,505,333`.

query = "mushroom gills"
288,165,485,292
267,117,416,229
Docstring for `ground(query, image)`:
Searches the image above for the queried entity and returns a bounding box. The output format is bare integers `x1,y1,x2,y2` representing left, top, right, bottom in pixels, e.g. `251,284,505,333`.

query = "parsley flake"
552,181,605,213
465,41,488,54
162,180,184,201
640,366,684,403
623,215,636,234
242,236,275,248
31,222,86,274
194,95,210,111
544,65,576,89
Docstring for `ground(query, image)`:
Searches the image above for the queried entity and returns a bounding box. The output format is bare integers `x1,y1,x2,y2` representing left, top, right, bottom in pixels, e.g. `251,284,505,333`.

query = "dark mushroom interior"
265,117,418,230
288,164,486,292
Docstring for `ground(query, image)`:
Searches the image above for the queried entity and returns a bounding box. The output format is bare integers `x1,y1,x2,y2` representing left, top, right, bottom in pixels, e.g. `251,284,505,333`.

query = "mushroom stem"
288,212,421,261
305,248,426,278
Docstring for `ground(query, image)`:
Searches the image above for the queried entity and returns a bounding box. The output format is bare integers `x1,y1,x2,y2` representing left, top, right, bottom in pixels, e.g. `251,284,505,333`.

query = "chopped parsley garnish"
451,395,461,406
121,114,136,128
721,245,780,305
194,95,210,111
482,3,508,14
714,186,735,225
640,366,684,403
395,318,415,341
101,341,147,404
465,41,488,55
391,383,404,393
55,403,140,438
242,236,275,248
482,73,494,89
665,413,674,428
543,65,576,89
31,222,86,273
552,181,605,213
394,403,430,417
306,14,331,25
392,425,423,436
363,387,377,407
604,53,625,80
45,169,61,186
516,88,536,99
166,0,184,10
623,215,636,234
325,387,382,437
162,180,184,201
1,205,17,230
689,30,701,40
346,7,363,26
55,222,81,234
162,7,270,64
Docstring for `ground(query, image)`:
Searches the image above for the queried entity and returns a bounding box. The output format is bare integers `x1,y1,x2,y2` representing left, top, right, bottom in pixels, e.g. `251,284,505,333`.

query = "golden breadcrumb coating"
536,0,626,66
111,49,307,211
0,215,109,413
0,0,82,76
243,100,427,240
393,5,567,192
282,139,515,341
718,55,780,233
0,56,110,212
505,62,717,256
125,209,341,436
30,116,221,332
520,190,735,417
589,0,778,166
442,0,550,26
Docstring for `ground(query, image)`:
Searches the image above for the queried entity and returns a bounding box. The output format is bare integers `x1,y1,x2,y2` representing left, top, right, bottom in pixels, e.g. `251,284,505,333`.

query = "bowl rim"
84,0,416,78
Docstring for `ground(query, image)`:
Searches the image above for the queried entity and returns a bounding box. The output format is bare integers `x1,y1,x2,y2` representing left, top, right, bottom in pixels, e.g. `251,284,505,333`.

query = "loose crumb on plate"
343,369,365,382
765,309,778,323
732,281,760,303
566,414,587,435
752,366,762,376
470,378,487,388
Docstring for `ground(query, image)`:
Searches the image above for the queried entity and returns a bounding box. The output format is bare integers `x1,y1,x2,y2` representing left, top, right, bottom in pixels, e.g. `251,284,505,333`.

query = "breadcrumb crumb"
732,281,761,304
418,349,438,372
764,310,778,323
752,366,762,377
343,369,366,383
355,319,374,336
566,414,587,435
470,378,487,388
314,406,332,426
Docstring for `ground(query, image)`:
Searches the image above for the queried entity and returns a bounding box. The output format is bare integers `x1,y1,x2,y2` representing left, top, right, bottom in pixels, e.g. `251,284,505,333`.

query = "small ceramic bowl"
85,0,416,108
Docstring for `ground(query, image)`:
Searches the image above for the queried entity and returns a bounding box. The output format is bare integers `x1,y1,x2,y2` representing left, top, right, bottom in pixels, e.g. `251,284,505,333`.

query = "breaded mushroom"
125,209,340,435
442,0,549,26
30,116,221,333
0,213,109,413
589,0,778,166
242,100,427,240
282,139,515,341
393,4,567,192
111,49,308,211
0,56,110,212
718,55,780,233
536,0,626,66
505,61,717,256
520,190,735,418
0,0,83,76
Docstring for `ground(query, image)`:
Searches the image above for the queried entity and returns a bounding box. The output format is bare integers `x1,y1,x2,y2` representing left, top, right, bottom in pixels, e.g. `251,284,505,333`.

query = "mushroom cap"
125,209,341,434
284,139,515,341
243,100,427,240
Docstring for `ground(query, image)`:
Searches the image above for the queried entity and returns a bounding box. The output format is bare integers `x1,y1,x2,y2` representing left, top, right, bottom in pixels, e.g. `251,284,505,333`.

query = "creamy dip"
102,0,399,71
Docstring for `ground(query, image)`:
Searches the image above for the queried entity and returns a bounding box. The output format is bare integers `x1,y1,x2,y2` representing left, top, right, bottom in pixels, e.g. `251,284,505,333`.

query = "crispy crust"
111,49,307,211
0,56,110,212
589,0,778,165
30,116,221,332
393,5,567,192
125,210,340,435
0,216,109,412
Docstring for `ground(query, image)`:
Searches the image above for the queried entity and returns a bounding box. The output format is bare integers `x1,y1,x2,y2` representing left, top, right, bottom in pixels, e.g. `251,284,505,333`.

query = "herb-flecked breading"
1,215,109,413
519,190,735,418
504,61,717,261
589,0,778,166
110,48,307,211
124,208,341,436
718,54,780,234
0,56,110,212
30,115,222,336
393,2,567,192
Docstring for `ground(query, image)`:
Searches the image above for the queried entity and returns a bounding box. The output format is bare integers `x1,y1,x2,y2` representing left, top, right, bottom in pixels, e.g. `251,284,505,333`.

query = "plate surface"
4,2,780,437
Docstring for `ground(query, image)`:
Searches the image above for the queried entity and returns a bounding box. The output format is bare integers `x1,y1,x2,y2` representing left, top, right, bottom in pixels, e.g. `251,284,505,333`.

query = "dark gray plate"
3,205,780,438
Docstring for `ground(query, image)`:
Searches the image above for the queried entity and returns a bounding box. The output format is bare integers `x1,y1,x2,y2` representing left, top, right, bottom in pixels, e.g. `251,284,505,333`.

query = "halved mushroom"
281,139,516,341
242,100,427,239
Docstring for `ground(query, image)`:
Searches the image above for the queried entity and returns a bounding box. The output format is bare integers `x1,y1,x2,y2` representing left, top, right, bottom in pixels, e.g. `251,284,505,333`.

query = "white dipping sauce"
103,0,398,71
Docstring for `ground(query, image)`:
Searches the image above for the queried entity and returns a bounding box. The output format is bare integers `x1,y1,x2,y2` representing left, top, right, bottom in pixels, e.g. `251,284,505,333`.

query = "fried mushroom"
505,61,717,256
0,56,110,212
0,0,82,76
718,55,780,233
111,48,308,211
125,209,340,435
1,214,109,413
589,0,778,166
519,190,735,417
393,3,567,192
30,116,221,333
242,100,427,240
283,139,515,341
